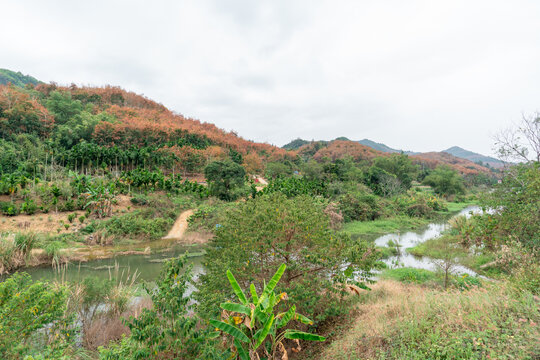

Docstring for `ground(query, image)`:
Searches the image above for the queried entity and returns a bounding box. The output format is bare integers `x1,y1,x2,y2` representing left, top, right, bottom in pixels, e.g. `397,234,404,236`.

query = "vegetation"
211,264,325,360
196,193,381,325
0,75,536,359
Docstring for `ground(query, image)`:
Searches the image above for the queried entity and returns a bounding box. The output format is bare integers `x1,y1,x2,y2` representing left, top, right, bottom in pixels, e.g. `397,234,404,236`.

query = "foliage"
338,192,382,222
205,160,246,201
0,273,73,359
99,256,221,360
259,176,327,198
422,165,465,196
212,264,325,360
196,194,380,325
481,162,540,250
372,154,418,189
82,181,117,218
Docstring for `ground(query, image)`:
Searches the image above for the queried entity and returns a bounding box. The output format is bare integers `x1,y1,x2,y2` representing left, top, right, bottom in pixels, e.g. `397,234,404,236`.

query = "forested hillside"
0,68,41,87
0,82,292,178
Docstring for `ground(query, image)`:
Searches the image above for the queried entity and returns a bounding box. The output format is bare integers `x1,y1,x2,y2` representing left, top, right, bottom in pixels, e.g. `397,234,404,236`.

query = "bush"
0,273,73,359
196,194,380,325
0,201,20,216
338,192,382,222
21,198,38,215
99,256,221,359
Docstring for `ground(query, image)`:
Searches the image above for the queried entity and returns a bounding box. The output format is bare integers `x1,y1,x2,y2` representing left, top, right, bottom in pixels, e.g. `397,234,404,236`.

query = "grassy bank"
445,200,477,213
316,280,539,360
343,216,430,236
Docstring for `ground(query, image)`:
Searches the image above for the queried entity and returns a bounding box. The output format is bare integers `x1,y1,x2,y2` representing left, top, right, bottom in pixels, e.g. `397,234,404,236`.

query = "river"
22,205,482,284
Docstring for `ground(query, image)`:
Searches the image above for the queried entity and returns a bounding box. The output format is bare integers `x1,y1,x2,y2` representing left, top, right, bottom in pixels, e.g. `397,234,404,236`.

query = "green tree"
45,91,82,125
422,165,465,196
482,162,540,250
196,194,380,323
0,273,73,359
373,153,418,189
204,160,246,200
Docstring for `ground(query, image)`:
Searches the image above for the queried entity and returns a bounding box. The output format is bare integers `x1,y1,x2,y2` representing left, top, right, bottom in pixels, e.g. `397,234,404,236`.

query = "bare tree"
494,113,540,163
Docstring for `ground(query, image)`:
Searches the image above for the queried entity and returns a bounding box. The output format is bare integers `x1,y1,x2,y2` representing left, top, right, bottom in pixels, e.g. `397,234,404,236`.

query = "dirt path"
162,209,194,240
255,176,268,191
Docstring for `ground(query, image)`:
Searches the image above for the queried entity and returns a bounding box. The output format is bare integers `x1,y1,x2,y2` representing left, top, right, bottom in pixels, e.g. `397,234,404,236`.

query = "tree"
205,160,246,200
422,165,465,196
373,153,418,189
196,194,380,323
494,113,540,163
99,256,221,359
0,273,73,359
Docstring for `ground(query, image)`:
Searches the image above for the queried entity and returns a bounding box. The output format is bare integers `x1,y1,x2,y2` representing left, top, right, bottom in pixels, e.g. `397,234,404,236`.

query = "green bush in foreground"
0,273,73,359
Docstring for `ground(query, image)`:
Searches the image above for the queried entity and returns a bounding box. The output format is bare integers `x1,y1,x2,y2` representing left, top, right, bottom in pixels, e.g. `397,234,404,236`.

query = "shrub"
382,267,437,284
0,201,20,216
0,273,73,359
338,192,382,222
99,256,221,359
67,213,76,223
21,198,38,215
211,264,325,359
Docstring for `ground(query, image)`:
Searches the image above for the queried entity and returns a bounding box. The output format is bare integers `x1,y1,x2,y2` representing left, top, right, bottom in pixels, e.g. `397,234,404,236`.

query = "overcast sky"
2,0,540,156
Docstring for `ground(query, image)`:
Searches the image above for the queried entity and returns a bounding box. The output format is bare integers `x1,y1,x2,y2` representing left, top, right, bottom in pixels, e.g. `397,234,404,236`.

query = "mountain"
0,69,41,87
443,146,504,169
357,139,418,155
357,139,400,153
411,152,492,175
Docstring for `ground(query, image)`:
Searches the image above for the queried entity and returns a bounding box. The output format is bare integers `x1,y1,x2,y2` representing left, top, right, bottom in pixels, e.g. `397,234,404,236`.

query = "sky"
2,0,540,156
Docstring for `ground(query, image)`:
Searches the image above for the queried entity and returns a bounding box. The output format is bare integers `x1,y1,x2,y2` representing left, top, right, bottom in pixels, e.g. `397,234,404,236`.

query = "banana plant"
210,264,325,360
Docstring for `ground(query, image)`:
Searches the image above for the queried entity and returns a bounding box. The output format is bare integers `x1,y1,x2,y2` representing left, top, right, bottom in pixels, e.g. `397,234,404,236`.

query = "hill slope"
0,69,41,87
443,146,503,168
0,81,292,176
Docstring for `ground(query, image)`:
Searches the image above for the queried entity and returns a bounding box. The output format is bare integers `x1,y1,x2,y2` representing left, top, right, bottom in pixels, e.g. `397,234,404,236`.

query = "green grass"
445,201,477,213
381,267,437,284
343,216,429,236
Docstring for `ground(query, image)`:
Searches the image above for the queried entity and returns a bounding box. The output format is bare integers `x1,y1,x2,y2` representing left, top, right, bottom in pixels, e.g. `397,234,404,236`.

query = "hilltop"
443,146,504,169
0,68,41,87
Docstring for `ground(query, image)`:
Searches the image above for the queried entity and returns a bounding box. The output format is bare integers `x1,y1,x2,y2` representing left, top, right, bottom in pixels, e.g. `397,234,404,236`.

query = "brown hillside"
311,140,386,162
412,152,491,175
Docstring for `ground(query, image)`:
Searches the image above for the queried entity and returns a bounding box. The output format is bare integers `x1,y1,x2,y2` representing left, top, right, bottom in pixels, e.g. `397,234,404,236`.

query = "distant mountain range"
0,68,41,87
282,137,504,171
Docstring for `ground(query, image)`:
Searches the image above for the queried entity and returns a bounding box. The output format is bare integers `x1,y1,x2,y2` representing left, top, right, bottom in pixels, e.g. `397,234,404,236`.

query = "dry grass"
316,280,540,360
0,195,133,235
83,296,153,350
